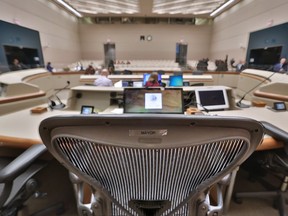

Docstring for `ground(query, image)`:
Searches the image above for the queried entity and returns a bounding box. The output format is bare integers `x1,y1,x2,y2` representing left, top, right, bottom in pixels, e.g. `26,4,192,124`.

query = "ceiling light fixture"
56,0,83,17
210,0,235,17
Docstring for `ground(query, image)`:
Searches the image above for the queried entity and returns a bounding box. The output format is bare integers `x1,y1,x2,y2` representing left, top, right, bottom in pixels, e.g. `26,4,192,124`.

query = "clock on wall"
147,35,152,41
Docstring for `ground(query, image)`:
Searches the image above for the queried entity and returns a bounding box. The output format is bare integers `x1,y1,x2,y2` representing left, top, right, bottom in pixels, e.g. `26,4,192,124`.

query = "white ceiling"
57,0,241,18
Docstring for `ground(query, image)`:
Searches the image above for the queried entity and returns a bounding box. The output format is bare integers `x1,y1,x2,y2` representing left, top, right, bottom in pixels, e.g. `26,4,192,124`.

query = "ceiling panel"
55,0,240,18
65,0,139,14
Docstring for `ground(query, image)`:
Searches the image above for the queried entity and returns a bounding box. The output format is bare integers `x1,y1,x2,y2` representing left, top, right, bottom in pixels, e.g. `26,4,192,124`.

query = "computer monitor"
133,81,143,87
122,81,129,87
81,105,94,114
195,87,229,111
123,88,184,114
143,73,162,86
169,75,183,87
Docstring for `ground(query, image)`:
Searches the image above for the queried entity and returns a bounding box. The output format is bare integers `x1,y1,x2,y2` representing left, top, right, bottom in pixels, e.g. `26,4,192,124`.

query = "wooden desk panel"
79,74,214,85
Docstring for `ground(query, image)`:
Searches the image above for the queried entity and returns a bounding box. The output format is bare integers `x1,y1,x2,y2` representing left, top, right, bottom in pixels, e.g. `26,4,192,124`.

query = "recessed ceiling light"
56,0,83,17
210,0,235,17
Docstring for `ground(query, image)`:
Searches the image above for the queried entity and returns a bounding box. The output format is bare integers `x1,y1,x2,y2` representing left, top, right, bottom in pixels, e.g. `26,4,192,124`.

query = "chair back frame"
39,114,263,216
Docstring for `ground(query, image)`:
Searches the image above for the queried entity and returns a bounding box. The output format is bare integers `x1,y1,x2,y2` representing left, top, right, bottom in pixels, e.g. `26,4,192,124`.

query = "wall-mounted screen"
0,20,44,72
195,87,229,111
249,46,282,65
4,45,40,70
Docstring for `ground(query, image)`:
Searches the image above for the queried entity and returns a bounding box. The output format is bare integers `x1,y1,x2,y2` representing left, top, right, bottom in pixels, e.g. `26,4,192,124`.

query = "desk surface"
80,74,213,80
0,107,78,146
212,107,288,131
71,85,231,92
101,105,288,131
0,68,47,84
1,104,287,147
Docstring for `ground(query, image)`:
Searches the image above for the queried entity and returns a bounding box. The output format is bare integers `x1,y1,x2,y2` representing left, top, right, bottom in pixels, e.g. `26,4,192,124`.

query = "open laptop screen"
169,75,183,87
123,88,184,114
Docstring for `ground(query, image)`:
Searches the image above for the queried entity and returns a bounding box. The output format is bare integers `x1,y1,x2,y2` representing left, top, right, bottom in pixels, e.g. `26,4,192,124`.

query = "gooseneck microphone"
184,92,210,113
236,71,276,108
49,81,70,110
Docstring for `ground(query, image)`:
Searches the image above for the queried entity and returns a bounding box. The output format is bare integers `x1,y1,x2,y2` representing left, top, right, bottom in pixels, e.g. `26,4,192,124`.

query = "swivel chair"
157,70,165,75
0,144,47,216
123,70,132,75
234,121,288,216
39,114,263,216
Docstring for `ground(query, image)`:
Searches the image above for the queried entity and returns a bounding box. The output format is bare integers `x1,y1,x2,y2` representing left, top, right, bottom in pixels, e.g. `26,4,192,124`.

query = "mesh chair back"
39,114,263,216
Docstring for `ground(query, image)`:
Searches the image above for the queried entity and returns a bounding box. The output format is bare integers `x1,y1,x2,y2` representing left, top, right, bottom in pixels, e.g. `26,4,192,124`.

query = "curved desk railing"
0,91,46,115
253,82,288,106
0,91,46,104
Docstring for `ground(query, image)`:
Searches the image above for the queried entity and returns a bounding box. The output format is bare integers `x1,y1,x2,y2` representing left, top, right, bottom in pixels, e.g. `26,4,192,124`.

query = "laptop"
123,88,184,114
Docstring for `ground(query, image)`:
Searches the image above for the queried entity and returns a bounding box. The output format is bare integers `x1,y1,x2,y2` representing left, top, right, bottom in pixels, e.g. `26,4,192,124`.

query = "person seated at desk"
108,59,115,74
46,62,54,72
145,72,161,87
85,65,95,75
273,57,287,73
230,59,246,72
93,69,113,87
10,58,28,71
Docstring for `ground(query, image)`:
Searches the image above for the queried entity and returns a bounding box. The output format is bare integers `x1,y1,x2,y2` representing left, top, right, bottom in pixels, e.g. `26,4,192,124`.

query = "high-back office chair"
0,144,47,216
192,71,204,75
39,114,263,216
123,70,133,75
157,70,165,75
234,121,288,216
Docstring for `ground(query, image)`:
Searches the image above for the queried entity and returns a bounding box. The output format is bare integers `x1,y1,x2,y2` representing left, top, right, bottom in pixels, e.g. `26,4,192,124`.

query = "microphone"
236,72,276,108
54,81,70,94
184,92,210,113
196,102,210,113
49,81,70,110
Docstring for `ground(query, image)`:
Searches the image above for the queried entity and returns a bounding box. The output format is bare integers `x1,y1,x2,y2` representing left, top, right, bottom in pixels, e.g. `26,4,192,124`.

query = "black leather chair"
234,121,288,216
157,70,165,75
123,70,132,75
0,144,47,216
39,114,263,216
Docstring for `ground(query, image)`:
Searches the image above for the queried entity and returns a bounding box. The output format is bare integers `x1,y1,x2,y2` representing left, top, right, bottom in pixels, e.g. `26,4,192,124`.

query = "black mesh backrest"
39,114,263,216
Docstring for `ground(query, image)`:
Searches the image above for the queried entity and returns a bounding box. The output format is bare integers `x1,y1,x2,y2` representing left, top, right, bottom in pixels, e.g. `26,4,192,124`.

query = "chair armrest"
261,121,288,143
0,144,47,182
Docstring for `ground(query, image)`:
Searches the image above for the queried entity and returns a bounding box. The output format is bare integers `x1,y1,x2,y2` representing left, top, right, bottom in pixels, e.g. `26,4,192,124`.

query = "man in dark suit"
273,58,287,73
10,58,28,71
230,59,247,72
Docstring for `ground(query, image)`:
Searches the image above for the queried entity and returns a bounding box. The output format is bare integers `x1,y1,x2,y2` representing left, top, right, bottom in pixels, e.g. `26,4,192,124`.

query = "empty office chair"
157,70,165,75
113,71,122,75
173,71,183,76
0,144,47,216
192,71,204,75
123,70,133,75
234,121,288,216
190,83,204,86
39,114,263,216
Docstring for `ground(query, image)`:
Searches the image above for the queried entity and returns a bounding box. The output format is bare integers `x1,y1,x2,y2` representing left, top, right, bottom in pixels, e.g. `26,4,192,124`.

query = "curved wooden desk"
0,69,287,151
254,82,288,102
79,74,214,85
0,91,46,104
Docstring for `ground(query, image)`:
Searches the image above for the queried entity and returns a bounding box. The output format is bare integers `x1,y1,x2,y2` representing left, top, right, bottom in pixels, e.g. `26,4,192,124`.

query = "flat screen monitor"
123,88,184,114
81,105,94,114
122,81,134,87
169,75,183,87
249,46,282,65
273,102,286,111
133,81,143,87
143,73,162,86
122,81,129,87
195,87,229,111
